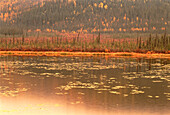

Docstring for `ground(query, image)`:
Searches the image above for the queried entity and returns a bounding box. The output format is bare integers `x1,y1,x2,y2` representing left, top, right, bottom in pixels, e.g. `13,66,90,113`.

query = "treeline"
0,0,169,33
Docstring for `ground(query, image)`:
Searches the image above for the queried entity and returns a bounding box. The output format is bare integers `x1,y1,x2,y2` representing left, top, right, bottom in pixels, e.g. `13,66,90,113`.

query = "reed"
0,33,169,53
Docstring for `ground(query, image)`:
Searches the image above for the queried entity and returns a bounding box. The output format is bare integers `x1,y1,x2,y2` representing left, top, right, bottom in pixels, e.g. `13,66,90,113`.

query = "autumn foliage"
0,32,169,53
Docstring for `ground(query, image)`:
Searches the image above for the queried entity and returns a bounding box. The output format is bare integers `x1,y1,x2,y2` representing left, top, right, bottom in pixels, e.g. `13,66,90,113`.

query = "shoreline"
0,51,170,59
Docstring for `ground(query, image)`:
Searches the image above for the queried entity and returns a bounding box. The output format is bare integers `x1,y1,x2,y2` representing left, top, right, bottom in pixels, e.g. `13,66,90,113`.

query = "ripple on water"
0,56,170,114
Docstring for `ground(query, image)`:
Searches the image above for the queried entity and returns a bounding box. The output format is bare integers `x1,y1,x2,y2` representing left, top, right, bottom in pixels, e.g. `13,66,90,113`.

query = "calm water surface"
0,56,170,115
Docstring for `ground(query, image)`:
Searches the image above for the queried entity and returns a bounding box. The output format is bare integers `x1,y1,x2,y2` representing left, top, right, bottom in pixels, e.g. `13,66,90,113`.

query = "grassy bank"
0,33,169,53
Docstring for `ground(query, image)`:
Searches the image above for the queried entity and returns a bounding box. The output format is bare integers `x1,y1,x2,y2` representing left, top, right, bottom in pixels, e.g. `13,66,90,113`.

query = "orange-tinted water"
0,56,170,115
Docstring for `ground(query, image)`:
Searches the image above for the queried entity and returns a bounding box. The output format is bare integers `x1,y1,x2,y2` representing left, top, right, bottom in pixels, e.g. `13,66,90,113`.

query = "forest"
0,0,169,34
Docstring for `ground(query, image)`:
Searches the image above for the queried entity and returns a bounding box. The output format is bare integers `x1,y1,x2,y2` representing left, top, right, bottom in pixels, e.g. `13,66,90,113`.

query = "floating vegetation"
164,93,170,98
148,95,153,98
152,80,163,83
78,92,85,95
57,81,98,90
109,91,121,95
123,94,128,97
112,86,126,89
155,96,160,98
0,56,170,112
130,90,144,95
0,88,28,97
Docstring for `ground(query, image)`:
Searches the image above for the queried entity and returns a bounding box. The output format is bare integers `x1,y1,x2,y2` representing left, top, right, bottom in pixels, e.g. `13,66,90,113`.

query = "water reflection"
0,56,170,115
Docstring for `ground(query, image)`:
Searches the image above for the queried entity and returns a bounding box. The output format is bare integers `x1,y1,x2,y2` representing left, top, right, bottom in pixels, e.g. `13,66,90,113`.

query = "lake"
0,56,170,115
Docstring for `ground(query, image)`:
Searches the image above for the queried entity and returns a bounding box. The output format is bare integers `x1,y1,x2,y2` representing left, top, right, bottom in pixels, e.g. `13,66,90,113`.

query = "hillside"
0,0,44,23
0,0,170,34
